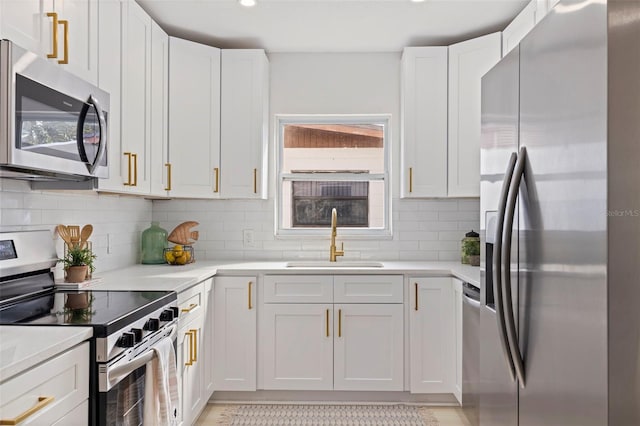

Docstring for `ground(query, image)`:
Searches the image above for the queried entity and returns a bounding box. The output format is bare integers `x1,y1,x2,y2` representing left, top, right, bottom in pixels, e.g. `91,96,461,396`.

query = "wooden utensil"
68,225,80,246
80,224,93,248
56,224,72,246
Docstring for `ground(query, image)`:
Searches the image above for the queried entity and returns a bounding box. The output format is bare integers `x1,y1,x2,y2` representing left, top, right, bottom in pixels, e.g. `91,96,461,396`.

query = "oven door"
96,324,177,426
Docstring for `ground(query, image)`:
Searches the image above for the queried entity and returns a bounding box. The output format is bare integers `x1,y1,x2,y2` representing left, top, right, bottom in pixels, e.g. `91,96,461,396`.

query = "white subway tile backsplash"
3,181,479,269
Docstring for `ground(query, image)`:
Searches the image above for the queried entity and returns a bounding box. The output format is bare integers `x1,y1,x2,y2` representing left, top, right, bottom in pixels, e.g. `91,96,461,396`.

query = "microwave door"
77,95,107,174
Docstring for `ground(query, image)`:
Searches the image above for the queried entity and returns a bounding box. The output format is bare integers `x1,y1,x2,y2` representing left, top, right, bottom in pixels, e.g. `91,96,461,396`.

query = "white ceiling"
137,0,529,52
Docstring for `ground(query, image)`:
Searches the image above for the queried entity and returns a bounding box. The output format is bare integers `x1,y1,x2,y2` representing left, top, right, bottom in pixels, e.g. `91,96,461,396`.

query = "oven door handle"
106,324,177,387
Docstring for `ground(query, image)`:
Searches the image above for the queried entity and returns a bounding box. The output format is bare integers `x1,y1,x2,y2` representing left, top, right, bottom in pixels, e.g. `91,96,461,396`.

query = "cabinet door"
220,49,269,199
447,32,502,197
452,278,463,403
149,21,170,197
96,0,123,192
262,304,334,390
0,0,53,57
120,0,151,194
502,0,539,57
213,276,257,391
409,277,454,393
202,279,215,399
169,37,221,198
334,304,404,391
400,47,448,198
178,313,205,426
53,0,98,84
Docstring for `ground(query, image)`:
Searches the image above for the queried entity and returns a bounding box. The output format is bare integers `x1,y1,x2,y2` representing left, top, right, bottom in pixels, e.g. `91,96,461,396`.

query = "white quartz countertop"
0,326,93,381
89,261,480,293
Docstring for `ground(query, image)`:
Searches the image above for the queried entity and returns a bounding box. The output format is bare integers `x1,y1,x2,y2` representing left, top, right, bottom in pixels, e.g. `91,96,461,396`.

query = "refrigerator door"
479,46,520,426
517,1,608,425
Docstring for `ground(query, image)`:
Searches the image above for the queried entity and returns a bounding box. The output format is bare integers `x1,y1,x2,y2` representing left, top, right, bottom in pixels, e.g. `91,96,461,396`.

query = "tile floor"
194,403,471,426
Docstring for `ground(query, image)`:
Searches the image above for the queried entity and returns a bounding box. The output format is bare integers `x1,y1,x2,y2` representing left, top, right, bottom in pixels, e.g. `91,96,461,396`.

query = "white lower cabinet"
409,277,455,394
177,279,213,426
261,275,404,392
0,342,89,425
334,303,404,391
213,276,257,391
452,278,463,403
262,303,334,390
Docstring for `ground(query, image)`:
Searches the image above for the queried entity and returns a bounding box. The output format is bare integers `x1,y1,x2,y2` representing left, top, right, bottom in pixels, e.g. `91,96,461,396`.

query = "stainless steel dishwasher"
462,281,480,426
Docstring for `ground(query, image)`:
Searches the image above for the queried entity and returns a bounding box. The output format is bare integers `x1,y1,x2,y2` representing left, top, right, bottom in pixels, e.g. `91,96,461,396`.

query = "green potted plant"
58,245,96,283
462,238,481,266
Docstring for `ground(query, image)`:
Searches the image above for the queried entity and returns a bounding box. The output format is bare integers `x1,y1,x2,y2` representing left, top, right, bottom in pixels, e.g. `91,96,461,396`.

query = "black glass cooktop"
0,289,176,337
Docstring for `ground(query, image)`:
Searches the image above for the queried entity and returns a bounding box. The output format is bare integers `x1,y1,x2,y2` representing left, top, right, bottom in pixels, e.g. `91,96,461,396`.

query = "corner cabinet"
260,275,404,392
167,37,221,199
220,50,269,199
400,47,448,198
447,32,502,197
401,33,501,199
409,277,455,394
213,276,257,391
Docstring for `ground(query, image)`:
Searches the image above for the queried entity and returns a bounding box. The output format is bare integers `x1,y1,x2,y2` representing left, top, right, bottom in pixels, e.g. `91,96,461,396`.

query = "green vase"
141,222,168,264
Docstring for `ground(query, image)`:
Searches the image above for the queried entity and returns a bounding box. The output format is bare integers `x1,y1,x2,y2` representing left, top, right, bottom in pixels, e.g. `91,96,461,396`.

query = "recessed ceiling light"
239,0,256,7
411,0,426,2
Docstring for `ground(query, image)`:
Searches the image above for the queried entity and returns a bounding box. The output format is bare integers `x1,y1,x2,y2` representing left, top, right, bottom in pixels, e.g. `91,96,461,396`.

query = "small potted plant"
58,245,96,283
462,238,481,266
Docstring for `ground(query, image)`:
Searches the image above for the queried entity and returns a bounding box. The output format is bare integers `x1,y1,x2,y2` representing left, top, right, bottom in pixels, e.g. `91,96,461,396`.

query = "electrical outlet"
243,229,256,248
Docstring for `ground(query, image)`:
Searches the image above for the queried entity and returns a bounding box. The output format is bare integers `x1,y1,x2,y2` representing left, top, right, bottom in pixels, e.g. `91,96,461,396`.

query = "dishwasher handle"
462,282,480,303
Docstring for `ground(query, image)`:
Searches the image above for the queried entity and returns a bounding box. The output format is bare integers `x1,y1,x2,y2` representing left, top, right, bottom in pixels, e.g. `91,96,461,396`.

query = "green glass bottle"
141,222,168,264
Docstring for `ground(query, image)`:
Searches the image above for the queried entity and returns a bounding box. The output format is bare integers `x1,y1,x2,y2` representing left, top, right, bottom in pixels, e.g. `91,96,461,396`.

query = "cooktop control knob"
118,332,135,348
144,318,160,332
170,306,179,318
130,328,143,343
160,309,174,322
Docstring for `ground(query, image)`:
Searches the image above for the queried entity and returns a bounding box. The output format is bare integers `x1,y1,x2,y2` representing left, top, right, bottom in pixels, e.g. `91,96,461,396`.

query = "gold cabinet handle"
248,281,253,310
132,153,138,186
326,309,330,337
57,19,69,64
253,168,257,193
409,167,413,193
46,12,58,58
338,309,342,337
415,282,419,311
124,152,132,185
0,396,55,425
165,163,172,191
189,328,198,363
181,303,198,313
184,330,194,366
214,167,219,193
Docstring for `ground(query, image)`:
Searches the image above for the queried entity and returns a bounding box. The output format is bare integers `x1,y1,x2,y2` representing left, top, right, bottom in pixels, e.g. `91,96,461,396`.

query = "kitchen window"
276,115,391,237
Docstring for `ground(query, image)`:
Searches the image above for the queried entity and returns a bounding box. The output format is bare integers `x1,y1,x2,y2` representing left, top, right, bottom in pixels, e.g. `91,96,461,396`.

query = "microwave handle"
77,95,107,174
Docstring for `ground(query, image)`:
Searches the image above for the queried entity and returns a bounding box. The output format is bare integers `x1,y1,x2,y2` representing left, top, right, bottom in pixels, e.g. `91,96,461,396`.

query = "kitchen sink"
285,260,384,268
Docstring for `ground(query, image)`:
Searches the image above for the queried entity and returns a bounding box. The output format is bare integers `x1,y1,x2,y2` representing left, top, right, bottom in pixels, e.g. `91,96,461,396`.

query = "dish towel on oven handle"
143,337,179,426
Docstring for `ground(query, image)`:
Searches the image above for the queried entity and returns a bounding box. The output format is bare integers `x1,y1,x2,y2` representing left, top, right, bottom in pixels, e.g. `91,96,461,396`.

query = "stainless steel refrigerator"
479,0,640,425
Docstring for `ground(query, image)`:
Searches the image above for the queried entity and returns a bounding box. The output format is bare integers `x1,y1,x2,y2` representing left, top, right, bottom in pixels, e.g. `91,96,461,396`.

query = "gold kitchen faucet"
329,208,344,262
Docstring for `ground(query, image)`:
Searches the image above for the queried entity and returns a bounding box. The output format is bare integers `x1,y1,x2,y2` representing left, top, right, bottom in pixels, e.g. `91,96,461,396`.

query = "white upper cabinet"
447,32,501,197
119,0,152,194
400,47,449,198
220,49,269,199
168,37,221,199
149,21,169,197
0,0,98,84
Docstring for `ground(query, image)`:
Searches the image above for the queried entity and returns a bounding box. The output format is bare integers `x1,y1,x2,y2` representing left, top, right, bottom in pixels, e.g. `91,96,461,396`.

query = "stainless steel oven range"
0,230,178,426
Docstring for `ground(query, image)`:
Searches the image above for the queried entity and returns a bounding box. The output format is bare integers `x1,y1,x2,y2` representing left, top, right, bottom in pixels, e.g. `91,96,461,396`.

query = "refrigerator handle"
493,151,518,381
502,146,528,388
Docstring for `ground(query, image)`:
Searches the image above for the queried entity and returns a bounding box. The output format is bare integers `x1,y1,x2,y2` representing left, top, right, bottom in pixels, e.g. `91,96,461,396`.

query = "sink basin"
285,261,384,268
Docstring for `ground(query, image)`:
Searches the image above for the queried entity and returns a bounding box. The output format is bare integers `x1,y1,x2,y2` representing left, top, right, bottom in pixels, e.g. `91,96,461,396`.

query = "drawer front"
334,275,403,303
264,275,333,303
178,282,205,323
0,342,89,425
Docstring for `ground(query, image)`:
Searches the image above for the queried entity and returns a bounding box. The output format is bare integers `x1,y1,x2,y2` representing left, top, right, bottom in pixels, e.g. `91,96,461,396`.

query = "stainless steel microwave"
0,39,109,181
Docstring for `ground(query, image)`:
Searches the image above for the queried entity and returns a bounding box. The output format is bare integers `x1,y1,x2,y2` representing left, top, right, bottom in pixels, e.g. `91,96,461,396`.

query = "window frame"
275,114,392,239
